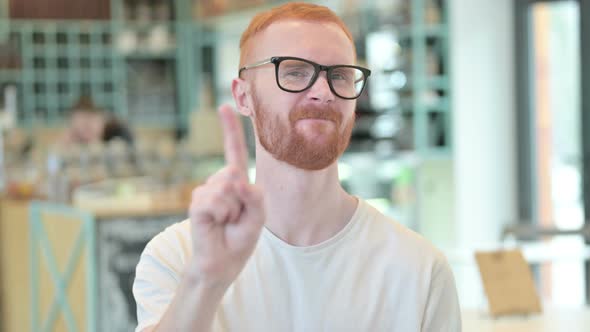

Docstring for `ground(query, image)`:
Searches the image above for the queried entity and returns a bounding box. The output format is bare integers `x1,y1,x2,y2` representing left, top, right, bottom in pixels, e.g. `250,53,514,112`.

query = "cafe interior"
0,0,589,331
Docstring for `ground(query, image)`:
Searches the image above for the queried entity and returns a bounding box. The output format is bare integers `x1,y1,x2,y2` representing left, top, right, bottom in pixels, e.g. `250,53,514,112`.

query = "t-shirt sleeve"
133,231,185,332
421,254,462,332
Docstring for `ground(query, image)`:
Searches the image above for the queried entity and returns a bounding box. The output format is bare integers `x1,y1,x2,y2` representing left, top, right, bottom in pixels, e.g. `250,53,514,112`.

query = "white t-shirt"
133,198,461,332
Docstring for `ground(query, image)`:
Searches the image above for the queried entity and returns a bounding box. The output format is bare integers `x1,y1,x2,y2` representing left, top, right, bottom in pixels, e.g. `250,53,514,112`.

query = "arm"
133,240,230,332
421,256,462,332
134,105,265,332
148,264,227,332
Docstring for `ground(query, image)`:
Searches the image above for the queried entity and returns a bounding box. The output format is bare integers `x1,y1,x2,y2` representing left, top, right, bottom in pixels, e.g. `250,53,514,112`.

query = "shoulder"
355,199,449,270
133,220,192,331
136,219,192,280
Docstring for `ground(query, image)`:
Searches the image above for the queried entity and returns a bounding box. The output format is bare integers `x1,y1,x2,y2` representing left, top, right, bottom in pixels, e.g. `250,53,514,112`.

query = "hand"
188,104,265,288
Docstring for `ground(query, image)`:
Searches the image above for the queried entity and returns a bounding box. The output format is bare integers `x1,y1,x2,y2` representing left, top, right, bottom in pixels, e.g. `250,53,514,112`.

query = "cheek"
346,108,356,123
338,103,356,125
251,71,280,98
254,95,298,120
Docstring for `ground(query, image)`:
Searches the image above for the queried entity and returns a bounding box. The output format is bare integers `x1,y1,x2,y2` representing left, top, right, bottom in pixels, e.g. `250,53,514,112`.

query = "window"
516,0,590,305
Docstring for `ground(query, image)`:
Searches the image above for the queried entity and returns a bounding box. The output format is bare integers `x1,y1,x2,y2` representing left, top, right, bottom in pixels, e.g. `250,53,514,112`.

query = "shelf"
29,48,113,58
426,76,450,90
122,21,174,30
19,69,114,80
0,69,23,82
122,50,176,60
127,114,178,128
3,20,126,125
397,76,449,92
397,23,448,40
415,147,453,159
423,24,449,38
8,19,112,33
390,100,450,114
194,1,289,27
425,98,450,112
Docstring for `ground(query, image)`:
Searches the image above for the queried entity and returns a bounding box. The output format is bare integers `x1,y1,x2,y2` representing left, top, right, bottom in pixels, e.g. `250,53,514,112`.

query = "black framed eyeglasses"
238,56,371,100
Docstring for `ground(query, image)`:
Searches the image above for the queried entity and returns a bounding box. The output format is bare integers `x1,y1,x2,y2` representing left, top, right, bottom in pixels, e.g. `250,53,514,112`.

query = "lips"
297,117,335,122
289,107,342,126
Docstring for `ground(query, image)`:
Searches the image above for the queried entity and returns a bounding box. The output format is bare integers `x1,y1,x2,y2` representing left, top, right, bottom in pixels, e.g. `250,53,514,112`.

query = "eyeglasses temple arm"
238,58,273,76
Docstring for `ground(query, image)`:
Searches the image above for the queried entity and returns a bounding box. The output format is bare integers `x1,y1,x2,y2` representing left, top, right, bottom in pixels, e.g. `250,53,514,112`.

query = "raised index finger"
218,104,249,175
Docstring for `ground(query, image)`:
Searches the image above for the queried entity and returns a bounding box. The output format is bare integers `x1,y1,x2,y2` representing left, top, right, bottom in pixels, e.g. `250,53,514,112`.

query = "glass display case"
0,21,126,127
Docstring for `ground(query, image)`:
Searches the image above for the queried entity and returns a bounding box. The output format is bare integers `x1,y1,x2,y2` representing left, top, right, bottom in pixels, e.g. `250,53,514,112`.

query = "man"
58,95,133,146
133,3,461,332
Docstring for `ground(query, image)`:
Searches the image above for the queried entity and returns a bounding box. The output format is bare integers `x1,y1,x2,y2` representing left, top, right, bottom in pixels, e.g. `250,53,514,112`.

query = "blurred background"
0,0,589,331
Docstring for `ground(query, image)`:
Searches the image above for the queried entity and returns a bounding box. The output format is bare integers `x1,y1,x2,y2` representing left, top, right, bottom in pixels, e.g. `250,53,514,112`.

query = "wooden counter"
0,198,31,332
0,197,186,332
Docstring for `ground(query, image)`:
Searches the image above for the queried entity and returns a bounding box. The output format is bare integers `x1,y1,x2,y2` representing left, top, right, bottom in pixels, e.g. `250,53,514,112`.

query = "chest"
212,248,428,332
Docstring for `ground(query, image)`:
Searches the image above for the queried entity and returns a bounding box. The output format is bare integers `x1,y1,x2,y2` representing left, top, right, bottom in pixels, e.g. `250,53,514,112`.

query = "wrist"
183,262,231,295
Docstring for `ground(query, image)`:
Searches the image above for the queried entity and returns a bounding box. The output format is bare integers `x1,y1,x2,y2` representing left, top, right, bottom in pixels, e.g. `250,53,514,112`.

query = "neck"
254,145,358,246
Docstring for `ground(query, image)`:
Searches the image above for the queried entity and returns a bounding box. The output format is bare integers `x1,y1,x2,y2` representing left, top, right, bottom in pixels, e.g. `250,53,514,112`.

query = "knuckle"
219,181,233,195
189,204,208,221
226,166,241,178
189,198,207,212
209,194,224,207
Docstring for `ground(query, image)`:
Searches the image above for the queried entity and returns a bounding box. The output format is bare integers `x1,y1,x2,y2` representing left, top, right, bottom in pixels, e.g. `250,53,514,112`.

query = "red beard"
252,96,354,171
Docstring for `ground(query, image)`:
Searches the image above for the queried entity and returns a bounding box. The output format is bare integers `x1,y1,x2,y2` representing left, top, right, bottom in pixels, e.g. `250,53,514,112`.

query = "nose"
307,73,335,104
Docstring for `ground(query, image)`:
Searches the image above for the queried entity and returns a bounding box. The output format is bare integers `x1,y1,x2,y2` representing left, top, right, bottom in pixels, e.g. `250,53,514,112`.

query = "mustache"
289,105,343,124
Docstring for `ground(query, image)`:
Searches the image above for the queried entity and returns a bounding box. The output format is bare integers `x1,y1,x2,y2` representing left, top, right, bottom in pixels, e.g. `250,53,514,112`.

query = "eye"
330,68,353,82
282,67,312,79
331,72,347,81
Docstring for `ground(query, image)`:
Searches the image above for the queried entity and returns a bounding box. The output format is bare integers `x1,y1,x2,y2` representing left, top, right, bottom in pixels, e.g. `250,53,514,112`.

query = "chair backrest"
29,201,97,332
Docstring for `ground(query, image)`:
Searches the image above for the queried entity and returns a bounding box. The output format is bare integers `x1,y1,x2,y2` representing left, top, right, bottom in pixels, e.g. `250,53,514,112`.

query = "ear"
232,78,253,117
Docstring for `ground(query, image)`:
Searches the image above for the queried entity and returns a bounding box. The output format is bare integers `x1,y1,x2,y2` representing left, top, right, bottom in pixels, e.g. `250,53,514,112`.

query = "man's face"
70,111,105,144
245,20,357,171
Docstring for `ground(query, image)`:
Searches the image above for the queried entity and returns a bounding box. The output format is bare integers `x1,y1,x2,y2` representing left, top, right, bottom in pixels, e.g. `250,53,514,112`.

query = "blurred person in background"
133,2,461,332
57,95,133,146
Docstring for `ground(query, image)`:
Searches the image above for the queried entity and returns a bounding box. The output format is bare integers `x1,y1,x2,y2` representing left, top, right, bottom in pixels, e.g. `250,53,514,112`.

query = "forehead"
249,20,355,65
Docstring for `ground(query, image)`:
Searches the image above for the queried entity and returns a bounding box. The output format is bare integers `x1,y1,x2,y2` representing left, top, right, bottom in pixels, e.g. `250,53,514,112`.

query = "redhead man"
133,3,461,331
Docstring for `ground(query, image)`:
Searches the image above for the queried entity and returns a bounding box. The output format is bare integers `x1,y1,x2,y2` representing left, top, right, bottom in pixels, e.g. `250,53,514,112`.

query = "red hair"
239,2,355,67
